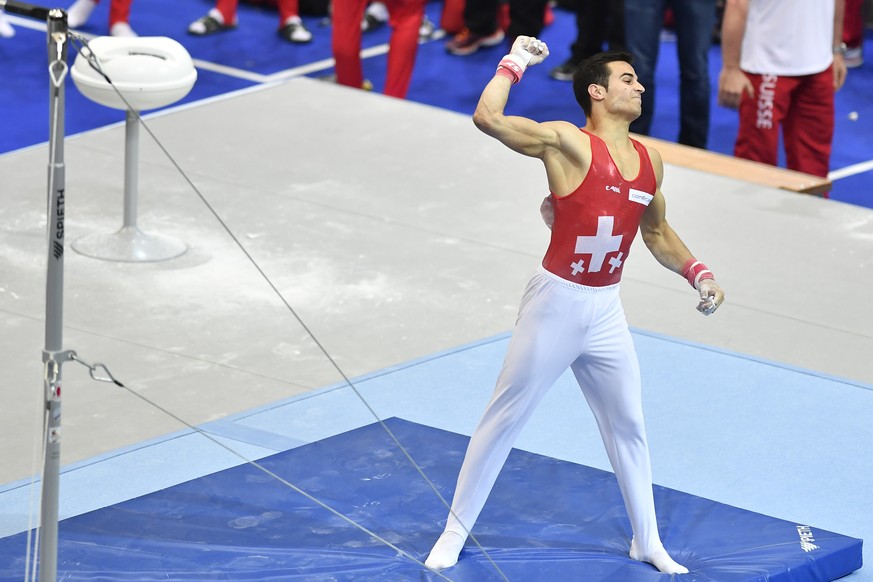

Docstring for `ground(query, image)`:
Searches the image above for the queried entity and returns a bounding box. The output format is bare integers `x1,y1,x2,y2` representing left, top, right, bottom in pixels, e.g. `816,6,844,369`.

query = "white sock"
424,531,466,571
66,0,98,28
0,12,15,38
109,21,136,37
629,537,689,575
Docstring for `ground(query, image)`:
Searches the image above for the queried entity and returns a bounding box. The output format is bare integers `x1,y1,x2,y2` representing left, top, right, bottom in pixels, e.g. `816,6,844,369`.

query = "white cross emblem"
571,259,586,275
608,252,624,273
571,215,623,274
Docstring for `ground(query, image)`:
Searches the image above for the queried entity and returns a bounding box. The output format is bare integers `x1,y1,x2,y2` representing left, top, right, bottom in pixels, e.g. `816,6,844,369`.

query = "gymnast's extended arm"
639,147,725,315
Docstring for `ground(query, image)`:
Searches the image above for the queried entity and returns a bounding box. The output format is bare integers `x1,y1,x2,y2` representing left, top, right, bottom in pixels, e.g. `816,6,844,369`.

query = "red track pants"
91,0,131,27
332,0,426,99
842,0,864,48
214,0,300,26
735,68,834,179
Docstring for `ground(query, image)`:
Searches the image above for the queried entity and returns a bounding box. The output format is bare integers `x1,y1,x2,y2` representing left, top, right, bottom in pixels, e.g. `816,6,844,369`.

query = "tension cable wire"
24,408,50,582
67,354,455,581
68,34,509,581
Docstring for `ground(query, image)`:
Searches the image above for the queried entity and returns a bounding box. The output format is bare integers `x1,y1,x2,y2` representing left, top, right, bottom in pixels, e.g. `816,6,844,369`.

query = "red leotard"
542,128,656,287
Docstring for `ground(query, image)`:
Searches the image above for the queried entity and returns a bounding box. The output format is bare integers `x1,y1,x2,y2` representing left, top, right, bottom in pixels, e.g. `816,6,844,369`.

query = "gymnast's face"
603,61,645,119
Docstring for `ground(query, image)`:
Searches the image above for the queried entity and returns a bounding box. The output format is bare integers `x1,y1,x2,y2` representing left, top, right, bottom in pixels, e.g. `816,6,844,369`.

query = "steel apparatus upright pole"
0,3,71,579
40,9,70,582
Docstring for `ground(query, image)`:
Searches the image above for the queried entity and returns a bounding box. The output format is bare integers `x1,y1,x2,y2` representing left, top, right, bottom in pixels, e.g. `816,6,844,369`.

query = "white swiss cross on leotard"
571,215,623,274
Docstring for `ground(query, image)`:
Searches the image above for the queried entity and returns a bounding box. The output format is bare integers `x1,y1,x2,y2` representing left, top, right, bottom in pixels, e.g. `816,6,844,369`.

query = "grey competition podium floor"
0,77,871,579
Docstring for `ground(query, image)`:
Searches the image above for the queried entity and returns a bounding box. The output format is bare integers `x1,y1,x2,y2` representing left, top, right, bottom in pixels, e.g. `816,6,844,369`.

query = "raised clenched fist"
510,36,549,67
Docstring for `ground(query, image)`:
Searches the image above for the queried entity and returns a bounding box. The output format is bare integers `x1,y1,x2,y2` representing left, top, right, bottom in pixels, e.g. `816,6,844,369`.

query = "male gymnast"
425,37,724,574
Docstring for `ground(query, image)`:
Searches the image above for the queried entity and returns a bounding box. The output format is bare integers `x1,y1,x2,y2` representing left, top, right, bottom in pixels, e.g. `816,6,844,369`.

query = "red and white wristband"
496,54,526,84
681,259,715,289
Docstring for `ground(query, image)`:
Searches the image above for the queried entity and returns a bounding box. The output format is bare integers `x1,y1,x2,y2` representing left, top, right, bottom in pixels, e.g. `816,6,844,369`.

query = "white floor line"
190,58,273,84
209,30,445,85
830,158,873,180
6,13,49,32
7,13,444,86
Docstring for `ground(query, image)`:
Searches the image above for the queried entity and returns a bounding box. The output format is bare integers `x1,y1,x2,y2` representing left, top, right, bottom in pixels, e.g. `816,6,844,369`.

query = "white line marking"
7,13,49,31
829,159,873,180
8,14,443,86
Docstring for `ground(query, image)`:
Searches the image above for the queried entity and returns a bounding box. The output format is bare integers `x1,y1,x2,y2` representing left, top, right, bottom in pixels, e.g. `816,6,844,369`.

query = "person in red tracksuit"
718,0,848,185
66,0,136,37
331,0,426,99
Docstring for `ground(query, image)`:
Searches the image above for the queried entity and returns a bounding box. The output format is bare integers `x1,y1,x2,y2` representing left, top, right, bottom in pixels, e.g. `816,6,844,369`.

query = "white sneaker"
66,0,98,28
188,9,236,36
419,15,436,41
110,22,137,37
0,12,15,38
279,16,312,43
364,2,388,27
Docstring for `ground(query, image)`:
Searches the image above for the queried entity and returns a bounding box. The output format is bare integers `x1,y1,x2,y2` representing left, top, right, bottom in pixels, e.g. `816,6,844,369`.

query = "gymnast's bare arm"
471,40,592,198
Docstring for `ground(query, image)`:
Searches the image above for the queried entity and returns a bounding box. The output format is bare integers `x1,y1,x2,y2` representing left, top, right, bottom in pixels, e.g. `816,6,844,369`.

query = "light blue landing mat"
0,329,869,580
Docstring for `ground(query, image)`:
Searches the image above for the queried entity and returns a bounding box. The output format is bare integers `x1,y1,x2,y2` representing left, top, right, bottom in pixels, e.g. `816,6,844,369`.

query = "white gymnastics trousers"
443,266,664,556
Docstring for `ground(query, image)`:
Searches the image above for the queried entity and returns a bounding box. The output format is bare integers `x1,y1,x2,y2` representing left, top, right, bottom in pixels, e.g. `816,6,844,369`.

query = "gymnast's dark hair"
573,51,635,118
